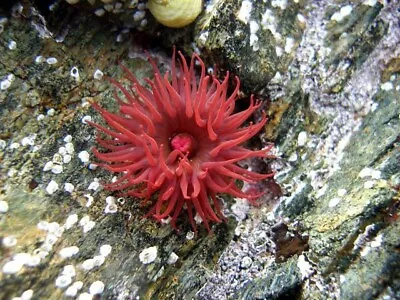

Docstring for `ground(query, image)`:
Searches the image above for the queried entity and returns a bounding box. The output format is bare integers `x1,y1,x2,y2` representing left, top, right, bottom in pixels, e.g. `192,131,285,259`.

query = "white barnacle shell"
148,0,202,28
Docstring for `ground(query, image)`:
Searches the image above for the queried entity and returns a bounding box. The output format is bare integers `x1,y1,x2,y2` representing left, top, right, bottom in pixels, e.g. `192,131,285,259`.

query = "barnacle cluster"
64,0,149,29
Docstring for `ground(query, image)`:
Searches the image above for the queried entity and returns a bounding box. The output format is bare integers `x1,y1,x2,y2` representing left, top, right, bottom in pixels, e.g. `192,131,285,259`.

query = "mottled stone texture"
0,0,400,299
195,0,307,95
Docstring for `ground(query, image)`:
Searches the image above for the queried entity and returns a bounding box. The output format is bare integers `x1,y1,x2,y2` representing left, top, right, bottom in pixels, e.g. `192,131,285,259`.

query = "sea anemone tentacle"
89,48,274,232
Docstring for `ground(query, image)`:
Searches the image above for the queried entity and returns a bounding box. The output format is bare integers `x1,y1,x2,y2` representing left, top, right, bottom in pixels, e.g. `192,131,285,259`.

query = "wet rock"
1,0,400,299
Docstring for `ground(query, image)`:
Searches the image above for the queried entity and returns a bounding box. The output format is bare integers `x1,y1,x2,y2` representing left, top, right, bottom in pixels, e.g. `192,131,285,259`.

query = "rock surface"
0,0,399,299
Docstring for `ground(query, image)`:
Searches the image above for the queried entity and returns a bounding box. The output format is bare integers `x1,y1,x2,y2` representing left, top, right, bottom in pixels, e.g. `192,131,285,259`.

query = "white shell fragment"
74,281,84,290
13,253,32,265
0,200,9,213
59,246,79,259
53,153,63,164
167,252,179,264
2,260,23,274
331,5,352,22
241,256,252,269
328,197,341,208
78,151,90,163
93,69,104,80
55,275,72,288
237,0,252,24
363,0,377,6
88,180,100,191
35,55,45,63
88,163,98,170
51,164,63,174
105,196,115,204
21,134,37,146
79,215,90,226
381,81,394,91
297,254,314,280
2,236,17,247
63,154,72,164
358,167,381,179
70,66,80,80
37,220,50,231
62,265,76,278
337,189,347,197
44,233,58,246
26,255,41,267
9,142,20,150
21,289,34,300
104,202,118,214
271,0,288,9
104,196,118,214
297,131,308,147
65,281,83,297
65,285,79,297
77,292,92,300
89,281,105,295
81,258,95,271
64,183,75,193
64,135,73,143
93,255,105,267
64,213,78,229
43,161,53,172
81,116,92,124
46,180,59,194
100,244,112,257
364,180,375,189
1,74,14,90
94,8,106,17
8,40,16,50
0,139,6,149
83,221,96,233
48,222,63,236
59,147,67,155
84,194,94,207
133,10,145,22
139,246,158,264
79,215,95,233
46,57,58,65
47,108,56,116
65,142,75,154
186,231,195,240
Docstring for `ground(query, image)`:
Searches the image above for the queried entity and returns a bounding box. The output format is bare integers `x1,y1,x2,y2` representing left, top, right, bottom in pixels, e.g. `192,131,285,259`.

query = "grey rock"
1,0,400,299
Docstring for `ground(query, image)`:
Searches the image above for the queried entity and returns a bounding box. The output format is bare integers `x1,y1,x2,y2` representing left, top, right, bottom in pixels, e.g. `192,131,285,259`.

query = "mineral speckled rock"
1,0,400,299
194,0,306,95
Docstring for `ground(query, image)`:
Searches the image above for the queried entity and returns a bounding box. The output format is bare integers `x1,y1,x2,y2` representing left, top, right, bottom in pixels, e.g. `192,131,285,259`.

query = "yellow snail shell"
148,0,203,28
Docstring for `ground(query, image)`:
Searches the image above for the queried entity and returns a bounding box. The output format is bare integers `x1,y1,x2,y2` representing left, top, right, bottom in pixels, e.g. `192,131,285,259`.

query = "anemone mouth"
169,132,197,158
159,113,218,163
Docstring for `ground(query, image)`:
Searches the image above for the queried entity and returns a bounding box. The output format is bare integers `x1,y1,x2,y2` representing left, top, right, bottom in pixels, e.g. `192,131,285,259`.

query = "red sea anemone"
89,49,274,232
